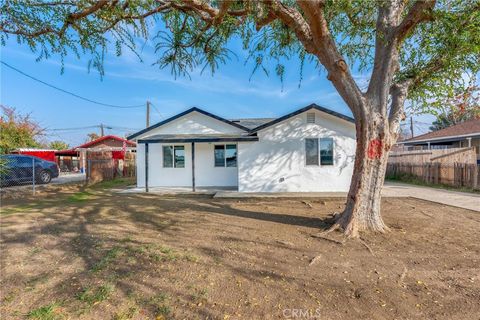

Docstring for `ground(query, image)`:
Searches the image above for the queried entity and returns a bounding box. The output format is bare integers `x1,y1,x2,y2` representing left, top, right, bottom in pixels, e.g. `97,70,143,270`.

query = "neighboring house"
58,135,136,173
127,104,356,192
399,119,480,163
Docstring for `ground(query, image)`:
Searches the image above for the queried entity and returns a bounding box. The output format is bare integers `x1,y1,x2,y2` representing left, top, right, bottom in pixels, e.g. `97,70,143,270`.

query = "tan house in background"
397,119,480,164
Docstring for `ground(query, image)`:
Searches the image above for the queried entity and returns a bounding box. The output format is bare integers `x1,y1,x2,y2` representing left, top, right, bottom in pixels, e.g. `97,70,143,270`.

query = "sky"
0,34,434,147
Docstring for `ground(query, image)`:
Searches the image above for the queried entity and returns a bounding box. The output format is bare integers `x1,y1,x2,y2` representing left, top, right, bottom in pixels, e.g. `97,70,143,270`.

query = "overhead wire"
1,60,145,109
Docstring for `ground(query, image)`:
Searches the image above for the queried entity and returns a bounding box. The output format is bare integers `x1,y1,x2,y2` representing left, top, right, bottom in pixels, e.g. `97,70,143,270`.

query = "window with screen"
320,138,334,165
305,138,319,166
163,145,185,168
214,144,237,167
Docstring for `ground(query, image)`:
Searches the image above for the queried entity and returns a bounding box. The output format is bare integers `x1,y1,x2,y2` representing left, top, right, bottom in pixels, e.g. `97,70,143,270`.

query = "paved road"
382,181,479,212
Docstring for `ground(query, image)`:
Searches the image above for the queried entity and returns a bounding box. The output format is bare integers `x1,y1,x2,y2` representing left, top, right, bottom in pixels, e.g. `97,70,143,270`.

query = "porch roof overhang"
138,134,259,144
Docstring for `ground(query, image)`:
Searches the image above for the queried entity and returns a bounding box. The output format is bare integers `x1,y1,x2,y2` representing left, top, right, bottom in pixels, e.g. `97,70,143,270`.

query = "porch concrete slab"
118,186,235,195
213,191,348,198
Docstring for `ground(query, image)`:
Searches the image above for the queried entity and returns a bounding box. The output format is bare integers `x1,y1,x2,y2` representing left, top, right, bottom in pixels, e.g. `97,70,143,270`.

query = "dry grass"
1,183,479,319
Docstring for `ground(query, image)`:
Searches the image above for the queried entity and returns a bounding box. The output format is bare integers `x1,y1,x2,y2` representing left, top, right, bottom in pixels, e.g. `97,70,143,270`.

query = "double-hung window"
305,138,334,166
214,144,237,167
163,145,185,168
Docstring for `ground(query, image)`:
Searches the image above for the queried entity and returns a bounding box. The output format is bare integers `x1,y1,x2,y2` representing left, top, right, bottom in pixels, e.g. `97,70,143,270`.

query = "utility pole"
146,100,151,128
410,117,414,138
100,123,104,137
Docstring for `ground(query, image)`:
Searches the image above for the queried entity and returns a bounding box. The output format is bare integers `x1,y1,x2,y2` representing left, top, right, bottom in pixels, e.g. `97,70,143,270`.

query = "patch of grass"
26,273,51,291
112,306,138,320
77,284,114,306
91,178,135,190
183,252,199,263
386,174,480,194
191,288,208,303
27,303,63,320
0,203,41,215
29,246,42,256
146,293,170,318
155,305,171,317
91,247,123,273
67,191,95,203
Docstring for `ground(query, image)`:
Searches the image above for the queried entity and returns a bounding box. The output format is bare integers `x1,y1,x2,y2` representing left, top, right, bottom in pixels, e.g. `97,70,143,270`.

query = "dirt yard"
1,182,479,320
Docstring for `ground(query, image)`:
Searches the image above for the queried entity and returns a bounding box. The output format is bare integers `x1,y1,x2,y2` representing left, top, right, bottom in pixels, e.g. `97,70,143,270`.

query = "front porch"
138,134,258,192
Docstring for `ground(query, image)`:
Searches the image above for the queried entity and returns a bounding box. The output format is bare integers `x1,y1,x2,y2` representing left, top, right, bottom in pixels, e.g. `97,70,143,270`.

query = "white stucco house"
127,103,356,192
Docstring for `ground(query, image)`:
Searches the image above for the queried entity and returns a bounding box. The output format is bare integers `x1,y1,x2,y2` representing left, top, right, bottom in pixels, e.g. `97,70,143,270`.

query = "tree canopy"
49,140,70,150
1,0,479,113
0,105,43,154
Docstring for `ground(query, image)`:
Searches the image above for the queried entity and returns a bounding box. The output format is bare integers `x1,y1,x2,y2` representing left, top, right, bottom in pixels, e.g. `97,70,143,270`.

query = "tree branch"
296,0,364,117
395,0,436,43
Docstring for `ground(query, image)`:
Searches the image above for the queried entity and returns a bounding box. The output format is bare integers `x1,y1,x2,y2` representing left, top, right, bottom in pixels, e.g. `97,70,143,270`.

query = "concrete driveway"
215,181,479,212
52,173,86,185
382,181,479,212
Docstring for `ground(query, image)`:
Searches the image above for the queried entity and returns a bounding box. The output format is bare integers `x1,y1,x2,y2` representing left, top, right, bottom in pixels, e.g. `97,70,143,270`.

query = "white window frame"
304,137,335,167
162,145,185,168
214,144,237,168
319,137,335,166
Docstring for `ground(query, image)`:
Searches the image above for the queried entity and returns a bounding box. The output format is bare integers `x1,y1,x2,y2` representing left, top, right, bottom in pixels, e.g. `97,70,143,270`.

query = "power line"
1,60,145,109
46,124,141,132
150,102,163,119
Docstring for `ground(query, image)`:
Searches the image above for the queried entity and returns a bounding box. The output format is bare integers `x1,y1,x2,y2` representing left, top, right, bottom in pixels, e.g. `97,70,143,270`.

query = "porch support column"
191,142,196,192
145,143,149,192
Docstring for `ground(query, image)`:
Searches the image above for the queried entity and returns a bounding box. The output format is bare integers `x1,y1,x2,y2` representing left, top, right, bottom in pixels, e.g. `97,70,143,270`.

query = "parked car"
0,154,59,186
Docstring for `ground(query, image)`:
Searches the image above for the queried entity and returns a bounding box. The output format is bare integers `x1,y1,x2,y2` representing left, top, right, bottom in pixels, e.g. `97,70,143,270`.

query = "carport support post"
145,143,149,192
192,142,196,192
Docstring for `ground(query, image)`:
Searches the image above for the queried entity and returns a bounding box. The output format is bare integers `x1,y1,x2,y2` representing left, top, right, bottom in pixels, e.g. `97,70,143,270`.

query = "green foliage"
427,81,480,130
27,303,63,320
77,283,115,306
49,140,69,150
0,105,42,154
1,0,479,111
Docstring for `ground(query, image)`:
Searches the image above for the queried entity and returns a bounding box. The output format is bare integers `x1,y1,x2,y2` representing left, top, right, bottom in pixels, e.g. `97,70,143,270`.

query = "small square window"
163,145,185,168
214,144,237,167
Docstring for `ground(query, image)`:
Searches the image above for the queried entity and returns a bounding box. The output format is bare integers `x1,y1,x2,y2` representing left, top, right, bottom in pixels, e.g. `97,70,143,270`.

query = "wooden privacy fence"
386,162,479,190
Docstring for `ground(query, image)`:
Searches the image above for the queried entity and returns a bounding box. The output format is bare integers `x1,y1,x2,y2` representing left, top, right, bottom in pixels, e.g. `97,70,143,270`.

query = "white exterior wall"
238,109,356,192
136,142,238,188
135,111,240,188
195,143,238,187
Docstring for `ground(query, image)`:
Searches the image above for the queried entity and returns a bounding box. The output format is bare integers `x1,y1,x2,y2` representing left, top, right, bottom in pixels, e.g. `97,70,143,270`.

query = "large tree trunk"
332,112,393,238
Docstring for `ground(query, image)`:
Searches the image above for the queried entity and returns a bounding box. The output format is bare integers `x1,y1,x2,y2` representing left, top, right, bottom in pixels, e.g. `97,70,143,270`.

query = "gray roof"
229,118,276,130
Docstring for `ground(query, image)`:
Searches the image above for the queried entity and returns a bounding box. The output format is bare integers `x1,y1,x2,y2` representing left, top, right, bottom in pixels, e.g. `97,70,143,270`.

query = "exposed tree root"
276,240,294,247
301,200,313,208
311,233,345,245
358,238,374,255
419,210,434,218
309,254,322,266
398,265,408,285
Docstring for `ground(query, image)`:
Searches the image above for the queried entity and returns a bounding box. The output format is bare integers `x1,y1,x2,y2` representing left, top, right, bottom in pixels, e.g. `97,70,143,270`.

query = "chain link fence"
0,154,60,195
